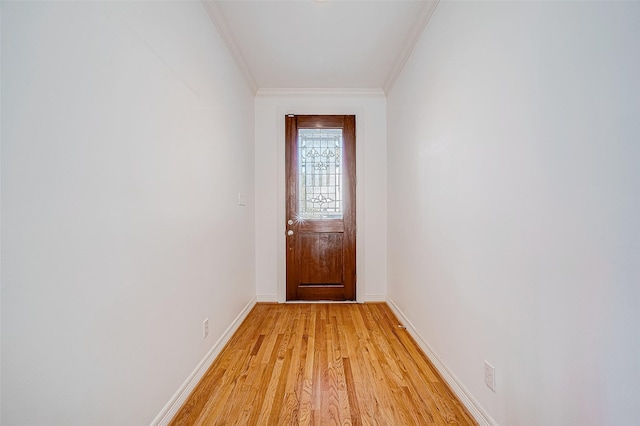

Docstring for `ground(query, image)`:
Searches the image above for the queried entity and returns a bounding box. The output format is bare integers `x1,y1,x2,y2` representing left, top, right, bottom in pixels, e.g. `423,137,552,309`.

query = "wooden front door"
285,115,356,301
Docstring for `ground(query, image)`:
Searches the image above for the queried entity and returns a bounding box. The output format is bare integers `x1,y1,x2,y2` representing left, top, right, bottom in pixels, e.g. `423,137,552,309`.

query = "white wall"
255,91,387,302
1,2,254,424
387,2,640,425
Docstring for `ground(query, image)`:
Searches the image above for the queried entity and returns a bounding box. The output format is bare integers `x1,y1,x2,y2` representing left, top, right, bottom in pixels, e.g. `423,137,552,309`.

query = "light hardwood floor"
170,303,477,425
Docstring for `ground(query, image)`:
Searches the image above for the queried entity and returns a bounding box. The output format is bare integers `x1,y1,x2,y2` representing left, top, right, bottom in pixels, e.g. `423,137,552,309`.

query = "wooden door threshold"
284,300,359,304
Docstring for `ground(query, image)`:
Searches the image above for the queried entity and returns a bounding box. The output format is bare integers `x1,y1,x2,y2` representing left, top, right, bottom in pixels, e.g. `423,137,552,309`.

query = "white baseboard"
151,297,258,426
364,294,387,302
386,298,498,426
256,294,278,302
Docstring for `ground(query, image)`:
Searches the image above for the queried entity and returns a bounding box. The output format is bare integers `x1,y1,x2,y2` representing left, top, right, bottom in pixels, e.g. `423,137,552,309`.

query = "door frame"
276,107,365,303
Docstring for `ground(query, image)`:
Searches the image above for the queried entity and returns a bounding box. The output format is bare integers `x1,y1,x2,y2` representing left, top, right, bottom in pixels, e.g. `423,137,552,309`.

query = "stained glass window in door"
298,128,343,219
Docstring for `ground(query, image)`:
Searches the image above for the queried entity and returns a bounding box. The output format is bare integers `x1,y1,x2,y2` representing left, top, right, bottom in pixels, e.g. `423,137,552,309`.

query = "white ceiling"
204,0,437,93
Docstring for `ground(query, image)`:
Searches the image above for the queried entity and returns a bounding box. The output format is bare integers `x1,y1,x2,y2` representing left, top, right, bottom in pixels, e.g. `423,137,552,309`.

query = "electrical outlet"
203,318,209,340
484,361,495,392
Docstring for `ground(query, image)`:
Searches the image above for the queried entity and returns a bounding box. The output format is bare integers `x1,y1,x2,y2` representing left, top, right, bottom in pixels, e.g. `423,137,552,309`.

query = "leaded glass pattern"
298,128,343,219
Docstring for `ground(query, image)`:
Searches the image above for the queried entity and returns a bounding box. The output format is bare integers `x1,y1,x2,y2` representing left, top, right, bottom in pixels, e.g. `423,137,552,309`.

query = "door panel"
286,115,356,301
298,233,344,285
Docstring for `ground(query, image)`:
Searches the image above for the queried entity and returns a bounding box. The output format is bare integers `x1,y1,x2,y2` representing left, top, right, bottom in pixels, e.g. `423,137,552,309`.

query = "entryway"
285,115,356,301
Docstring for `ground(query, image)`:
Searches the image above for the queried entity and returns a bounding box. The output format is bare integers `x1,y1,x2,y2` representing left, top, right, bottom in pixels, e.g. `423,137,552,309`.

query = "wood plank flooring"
170,303,477,425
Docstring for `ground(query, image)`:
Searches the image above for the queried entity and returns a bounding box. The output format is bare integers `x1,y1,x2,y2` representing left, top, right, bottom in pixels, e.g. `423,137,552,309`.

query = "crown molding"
383,0,439,95
202,1,259,94
204,0,438,97
256,88,386,98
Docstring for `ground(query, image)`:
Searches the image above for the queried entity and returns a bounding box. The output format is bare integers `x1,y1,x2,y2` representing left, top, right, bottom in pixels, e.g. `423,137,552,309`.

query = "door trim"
275,107,366,303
